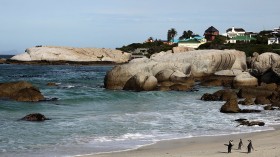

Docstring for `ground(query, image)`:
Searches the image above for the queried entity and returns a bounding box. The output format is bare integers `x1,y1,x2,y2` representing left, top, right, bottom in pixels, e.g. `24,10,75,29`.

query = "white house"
226,27,246,38
177,36,206,48
268,37,279,45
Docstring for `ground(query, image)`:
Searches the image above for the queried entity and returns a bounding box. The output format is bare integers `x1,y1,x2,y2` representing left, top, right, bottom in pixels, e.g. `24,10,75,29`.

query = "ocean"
0,61,280,157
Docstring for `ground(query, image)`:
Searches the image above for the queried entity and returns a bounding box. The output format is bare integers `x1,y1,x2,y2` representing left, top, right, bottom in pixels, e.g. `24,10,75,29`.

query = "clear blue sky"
0,0,279,54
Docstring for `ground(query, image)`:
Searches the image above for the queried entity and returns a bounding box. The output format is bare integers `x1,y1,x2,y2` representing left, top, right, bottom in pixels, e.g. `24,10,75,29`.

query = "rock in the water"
123,73,158,91
238,97,255,105
201,93,220,101
240,109,262,113
10,46,131,64
47,82,58,86
201,89,237,101
220,99,241,113
236,119,265,126
105,50,247,91
0,58,6,64
237,87,274,98
169,84,193,91
235,118,248,122
255,96,271,105
0,81,45,102
264,105,274,110
21,113,50,121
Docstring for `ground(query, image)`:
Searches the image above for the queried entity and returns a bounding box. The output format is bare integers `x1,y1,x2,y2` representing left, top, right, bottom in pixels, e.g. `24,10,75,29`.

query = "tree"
167,28,177,42
179,30,193,40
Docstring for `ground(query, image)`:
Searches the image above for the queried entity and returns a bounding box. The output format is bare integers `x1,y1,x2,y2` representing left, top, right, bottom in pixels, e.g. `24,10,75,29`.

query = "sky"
0,0,279,54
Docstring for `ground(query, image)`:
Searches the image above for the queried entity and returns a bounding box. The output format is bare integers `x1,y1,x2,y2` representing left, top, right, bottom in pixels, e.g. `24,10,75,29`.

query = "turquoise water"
0,63,279,157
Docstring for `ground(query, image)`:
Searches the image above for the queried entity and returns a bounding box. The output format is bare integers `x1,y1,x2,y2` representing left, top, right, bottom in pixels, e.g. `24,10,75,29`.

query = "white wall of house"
268,38,279,45
227,27,245,38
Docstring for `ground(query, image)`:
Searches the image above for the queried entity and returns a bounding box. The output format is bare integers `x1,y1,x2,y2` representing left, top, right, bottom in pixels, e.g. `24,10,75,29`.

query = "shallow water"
0,64,279,157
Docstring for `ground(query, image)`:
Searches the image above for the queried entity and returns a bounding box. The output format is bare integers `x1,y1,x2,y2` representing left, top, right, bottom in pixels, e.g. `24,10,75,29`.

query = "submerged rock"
21,113,50,121
47,82,58,86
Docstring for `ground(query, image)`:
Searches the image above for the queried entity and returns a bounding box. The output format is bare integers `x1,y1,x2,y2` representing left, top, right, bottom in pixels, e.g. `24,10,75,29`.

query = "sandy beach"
79,125,280,157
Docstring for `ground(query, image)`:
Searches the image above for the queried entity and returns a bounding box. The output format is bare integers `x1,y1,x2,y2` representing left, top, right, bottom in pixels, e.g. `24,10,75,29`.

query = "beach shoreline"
78,125,280,157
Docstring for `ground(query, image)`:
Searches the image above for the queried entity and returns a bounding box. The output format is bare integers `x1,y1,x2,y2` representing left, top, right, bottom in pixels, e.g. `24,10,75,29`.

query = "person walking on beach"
247,140,254,153
238,139,243,150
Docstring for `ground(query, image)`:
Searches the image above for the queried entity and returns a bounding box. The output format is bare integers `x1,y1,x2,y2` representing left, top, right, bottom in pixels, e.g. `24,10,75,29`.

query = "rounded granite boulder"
105,50,247,91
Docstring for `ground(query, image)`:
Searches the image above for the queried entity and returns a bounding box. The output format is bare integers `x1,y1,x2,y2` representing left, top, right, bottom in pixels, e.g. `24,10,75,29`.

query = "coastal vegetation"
118,27,280,57
116,40,177,57
198,35,280,56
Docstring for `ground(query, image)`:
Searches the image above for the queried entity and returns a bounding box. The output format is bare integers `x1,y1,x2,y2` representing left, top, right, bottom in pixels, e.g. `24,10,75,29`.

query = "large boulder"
250,52,280,76
123,72,158,91
105,50,247,90
0,81,45,102
237,83,278,98
255,96,271,105
220,98,241,113
10,46,131,64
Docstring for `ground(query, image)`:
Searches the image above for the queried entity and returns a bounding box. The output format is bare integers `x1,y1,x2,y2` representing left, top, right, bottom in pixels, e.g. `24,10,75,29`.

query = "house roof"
227,28,245,32
178,39,200,43
205,26,219,33
230,35,256,41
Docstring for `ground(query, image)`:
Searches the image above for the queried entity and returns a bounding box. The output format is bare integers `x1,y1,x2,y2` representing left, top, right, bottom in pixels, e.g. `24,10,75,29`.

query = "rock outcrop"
21,113,50,121
236,119,265,127
0,81,45,102
201,89,237,101
233,72,258,88
10,46,131,64
0,58,6,64
249,52,280,83
105,49,247,90
220,99,241,113
250,52,280,75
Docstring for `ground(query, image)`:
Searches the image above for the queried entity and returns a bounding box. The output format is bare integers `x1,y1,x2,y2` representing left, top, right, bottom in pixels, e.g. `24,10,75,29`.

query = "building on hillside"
274,27,280,33
226,27,246,38
229,35,256,43
177,36,206,48
268,37,280,45
204,26,219,41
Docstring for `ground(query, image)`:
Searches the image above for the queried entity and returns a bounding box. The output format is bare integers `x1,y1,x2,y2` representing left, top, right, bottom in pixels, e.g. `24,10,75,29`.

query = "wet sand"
78,125,280,157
